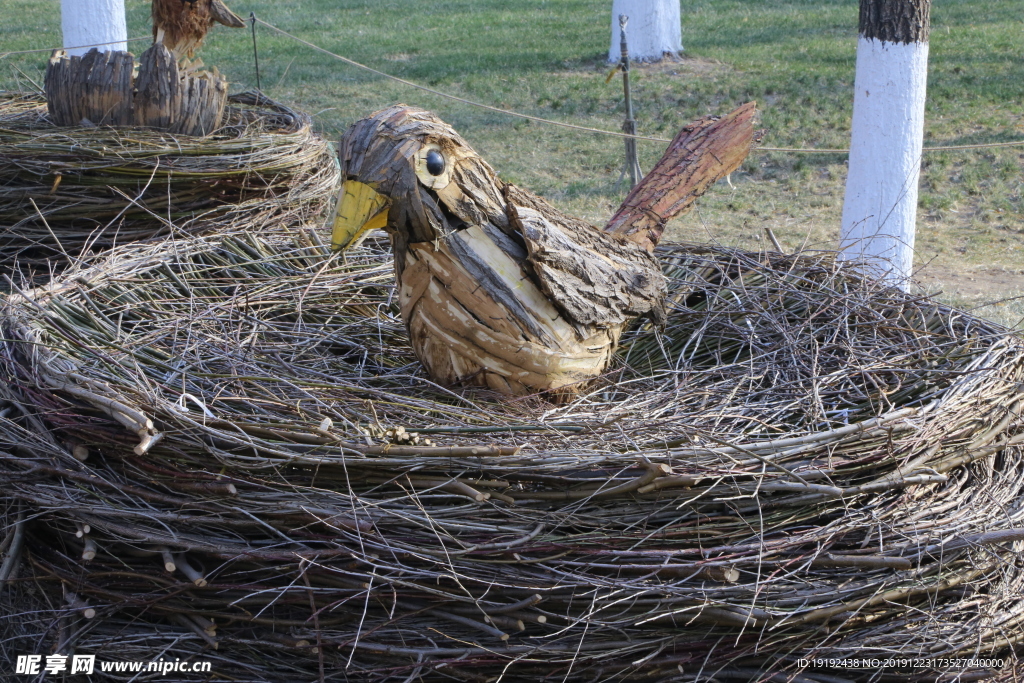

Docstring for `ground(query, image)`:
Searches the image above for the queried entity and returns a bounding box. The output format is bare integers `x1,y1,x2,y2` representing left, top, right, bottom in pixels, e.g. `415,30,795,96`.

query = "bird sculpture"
334,104,756,398
151,0,245,63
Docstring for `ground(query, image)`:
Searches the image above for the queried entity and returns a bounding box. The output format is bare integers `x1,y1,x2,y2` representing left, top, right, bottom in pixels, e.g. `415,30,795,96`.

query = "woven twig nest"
0,90,339,284
1,230,1023,681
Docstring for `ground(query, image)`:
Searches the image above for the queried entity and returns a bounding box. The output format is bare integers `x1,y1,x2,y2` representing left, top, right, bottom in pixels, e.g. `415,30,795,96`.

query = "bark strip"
45,48,134,127
134,44,228,136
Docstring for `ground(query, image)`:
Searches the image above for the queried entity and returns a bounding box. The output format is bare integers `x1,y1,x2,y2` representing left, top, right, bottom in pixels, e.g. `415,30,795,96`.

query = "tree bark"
840,0,931,288
133,44,180,131
608,0,682,63
45,48,134,127
134,44,228,136
859,0,931,43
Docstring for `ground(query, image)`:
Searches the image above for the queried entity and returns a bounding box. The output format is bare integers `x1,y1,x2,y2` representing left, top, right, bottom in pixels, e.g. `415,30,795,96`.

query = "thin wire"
761,147,850,153
255,17,1024,155
762,140,1024,153
0,36,150,58
915,140,1024,152
8,21,1024,156
253,19,678,144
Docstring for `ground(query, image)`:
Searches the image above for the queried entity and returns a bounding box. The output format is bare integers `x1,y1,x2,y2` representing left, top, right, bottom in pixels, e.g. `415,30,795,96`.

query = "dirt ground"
914,262,1024,301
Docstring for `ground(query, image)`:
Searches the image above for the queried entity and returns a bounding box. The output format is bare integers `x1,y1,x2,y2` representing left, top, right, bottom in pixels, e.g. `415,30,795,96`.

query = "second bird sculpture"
152,0,245,63
334,104,756,398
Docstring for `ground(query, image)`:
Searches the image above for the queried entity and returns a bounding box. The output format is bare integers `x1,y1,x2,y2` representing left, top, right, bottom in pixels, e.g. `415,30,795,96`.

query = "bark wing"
513,204,666,328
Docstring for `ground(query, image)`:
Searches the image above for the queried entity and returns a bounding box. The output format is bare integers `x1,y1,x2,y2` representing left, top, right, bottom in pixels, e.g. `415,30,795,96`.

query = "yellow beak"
331,180,391,251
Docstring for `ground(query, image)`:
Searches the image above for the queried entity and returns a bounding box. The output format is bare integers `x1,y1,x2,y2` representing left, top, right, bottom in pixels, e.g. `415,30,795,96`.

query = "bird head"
332,105,509,252
209,0,245,28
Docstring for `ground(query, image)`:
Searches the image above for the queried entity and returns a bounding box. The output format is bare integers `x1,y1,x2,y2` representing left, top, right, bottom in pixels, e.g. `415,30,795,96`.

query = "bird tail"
604,102,759,252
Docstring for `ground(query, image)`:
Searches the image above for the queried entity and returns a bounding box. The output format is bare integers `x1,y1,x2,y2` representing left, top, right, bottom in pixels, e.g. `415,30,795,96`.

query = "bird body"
398,226,622,396
151,0,245,61
335,105,755,398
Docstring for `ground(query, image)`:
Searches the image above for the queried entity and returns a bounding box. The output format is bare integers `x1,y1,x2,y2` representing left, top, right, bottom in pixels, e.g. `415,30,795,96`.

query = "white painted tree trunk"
840,0,930,289
609,0,682,63
61,0,127,56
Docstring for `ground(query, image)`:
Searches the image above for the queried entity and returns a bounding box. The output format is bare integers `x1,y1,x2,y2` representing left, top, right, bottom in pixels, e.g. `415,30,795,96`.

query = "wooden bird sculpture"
334,104,756,398
152,0,245,62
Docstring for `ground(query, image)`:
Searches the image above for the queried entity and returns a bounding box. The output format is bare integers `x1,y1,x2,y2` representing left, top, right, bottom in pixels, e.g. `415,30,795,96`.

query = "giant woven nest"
0,91,339,284
1,222,1023,682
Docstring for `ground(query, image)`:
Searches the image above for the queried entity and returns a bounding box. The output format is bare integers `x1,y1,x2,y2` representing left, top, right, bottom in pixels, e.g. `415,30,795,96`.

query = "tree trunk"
608,0,682,63
839,0,931,288
61,0,127,56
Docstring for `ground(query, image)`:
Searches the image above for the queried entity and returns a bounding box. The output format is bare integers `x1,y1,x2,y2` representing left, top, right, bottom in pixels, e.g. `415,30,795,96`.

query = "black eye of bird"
425,149,445,176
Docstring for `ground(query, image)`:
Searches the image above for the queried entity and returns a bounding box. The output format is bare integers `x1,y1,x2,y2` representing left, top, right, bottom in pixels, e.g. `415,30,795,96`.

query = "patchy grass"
2,0,1023,322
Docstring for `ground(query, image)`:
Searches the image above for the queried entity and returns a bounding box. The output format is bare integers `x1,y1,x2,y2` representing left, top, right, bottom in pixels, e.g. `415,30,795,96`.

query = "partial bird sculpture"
151,0,246,63
334,104,756,398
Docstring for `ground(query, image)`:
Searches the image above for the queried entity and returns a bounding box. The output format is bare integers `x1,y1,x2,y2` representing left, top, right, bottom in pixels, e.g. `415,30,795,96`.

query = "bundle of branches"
2,231,1023,682
0,90,339,285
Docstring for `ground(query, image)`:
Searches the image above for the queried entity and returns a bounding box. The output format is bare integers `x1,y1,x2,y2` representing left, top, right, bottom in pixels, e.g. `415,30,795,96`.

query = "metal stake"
618,15,642,190
250,12,261,91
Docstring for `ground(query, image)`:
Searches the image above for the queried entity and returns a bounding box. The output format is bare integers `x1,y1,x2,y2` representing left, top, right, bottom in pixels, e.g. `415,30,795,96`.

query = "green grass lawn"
3,0,1023,323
